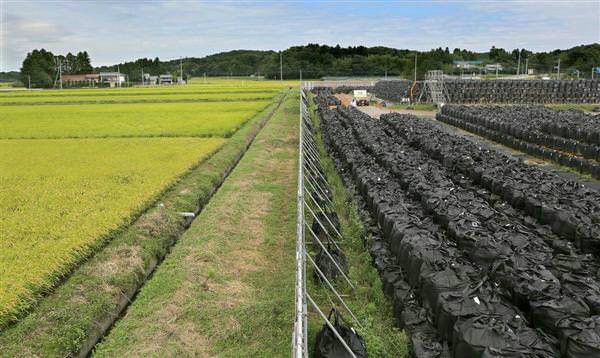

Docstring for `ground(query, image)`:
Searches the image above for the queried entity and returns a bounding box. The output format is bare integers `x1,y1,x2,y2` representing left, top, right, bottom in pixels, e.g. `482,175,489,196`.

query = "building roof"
453,60,483,65
99,72,124,76
61,74,100,81
159,74,172,78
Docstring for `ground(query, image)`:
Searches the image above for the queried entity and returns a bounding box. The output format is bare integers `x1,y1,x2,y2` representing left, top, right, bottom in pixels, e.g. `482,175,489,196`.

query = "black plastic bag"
314,308,368,358
313,243,349,283
558,316,600,357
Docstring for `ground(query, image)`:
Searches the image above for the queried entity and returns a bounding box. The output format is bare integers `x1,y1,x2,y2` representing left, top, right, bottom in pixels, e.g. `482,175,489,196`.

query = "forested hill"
13,43,600,87
97,43,600,81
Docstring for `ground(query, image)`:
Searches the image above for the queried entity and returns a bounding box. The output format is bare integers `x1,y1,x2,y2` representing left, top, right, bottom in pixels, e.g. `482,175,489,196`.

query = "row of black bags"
383,112,600,258
318,99,557,357
437,113,600,179
370,80,600,104
344,106,600,352
317,93,600,357
441,105,600,147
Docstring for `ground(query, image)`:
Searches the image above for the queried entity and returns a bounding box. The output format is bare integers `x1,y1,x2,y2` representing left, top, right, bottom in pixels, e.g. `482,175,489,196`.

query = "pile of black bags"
384,112,600,257
370,80,600,104
371,80,414,102
444,80,600,104
314,89,600,357
438,105,600,178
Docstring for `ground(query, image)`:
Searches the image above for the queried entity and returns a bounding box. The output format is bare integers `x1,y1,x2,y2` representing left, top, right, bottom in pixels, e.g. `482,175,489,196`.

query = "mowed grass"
93,94,299,357
0,101,270,139
0,137,225,327
0,91,277,104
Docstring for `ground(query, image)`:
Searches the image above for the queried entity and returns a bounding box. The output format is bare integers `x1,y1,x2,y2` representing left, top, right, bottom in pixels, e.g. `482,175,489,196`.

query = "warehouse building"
61,74,100,86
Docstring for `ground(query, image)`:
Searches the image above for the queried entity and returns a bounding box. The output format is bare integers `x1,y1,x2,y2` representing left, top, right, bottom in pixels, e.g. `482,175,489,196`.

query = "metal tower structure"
425,70,448,106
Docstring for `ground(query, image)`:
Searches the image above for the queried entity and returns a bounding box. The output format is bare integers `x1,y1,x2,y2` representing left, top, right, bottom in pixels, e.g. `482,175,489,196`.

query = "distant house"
159,74,173,85
143,73,158,85
99,72,125,87
61,74,100,86
453,60,482,69
485,64,504,72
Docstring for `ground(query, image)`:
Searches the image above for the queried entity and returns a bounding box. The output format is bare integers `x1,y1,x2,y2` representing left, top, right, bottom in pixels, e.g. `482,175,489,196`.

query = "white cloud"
1,0,598,71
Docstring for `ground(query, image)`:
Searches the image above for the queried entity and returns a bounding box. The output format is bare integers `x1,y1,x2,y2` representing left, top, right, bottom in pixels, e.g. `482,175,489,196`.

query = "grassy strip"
94,92,299,356
388,103,438,111
0,92,287,357
0,89,280,98
546,103,600,112
307,95,409,357
0,97,275,106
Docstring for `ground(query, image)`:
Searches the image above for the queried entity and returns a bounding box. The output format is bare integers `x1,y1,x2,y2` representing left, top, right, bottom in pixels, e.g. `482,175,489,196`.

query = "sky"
0,0,599,71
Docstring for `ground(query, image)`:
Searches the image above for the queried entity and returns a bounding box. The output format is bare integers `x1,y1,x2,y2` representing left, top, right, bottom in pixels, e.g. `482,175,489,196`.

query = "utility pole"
525,58,529,76
516,49,521,76
141,68,144,86
180,56,183,84
280,51,283,81
557,57,561,79
117,65,120,87
59,58,63,89
204,72,206,84
413,53,417,82
496,63,499,79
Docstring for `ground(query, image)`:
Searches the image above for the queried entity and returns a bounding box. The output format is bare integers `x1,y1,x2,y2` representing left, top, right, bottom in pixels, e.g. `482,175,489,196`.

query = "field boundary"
0,96,275,106
0,91,288,357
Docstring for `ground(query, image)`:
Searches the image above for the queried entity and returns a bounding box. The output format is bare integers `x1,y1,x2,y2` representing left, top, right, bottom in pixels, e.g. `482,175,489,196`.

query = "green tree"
20,49,56,88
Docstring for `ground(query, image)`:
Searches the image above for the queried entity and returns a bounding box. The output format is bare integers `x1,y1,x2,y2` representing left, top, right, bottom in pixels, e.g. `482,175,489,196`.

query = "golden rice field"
0,91,276,104
0,101,270,139
0,79,290,327
0,137,224,323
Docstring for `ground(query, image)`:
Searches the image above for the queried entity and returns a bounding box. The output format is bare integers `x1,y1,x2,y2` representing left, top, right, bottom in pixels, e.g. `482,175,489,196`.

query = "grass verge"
307,95,409,357
546,103,600,112
388,103,438,111
0,92,287,357
93,92,299,356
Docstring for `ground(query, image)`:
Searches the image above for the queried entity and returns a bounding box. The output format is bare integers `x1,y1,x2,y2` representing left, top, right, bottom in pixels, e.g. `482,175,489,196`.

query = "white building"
159,74,173,85
485,64,504,72
99,72,125,87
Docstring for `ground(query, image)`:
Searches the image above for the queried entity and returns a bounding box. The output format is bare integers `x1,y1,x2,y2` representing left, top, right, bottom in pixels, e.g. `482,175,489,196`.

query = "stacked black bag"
314,308,368,358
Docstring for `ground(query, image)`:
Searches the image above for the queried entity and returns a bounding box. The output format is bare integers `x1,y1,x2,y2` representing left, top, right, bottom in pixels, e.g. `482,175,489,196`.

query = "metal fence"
292,86,361,357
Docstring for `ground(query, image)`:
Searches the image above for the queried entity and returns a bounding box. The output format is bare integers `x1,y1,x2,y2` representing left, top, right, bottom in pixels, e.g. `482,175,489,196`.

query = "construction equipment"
351,90,370,106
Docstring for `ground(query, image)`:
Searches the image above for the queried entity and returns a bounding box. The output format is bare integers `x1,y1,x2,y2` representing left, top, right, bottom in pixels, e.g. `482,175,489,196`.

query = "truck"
352,90,370,106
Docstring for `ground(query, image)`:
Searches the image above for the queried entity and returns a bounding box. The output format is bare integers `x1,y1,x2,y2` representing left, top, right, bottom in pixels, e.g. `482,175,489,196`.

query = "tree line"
19,49,93,88
15,43,600,88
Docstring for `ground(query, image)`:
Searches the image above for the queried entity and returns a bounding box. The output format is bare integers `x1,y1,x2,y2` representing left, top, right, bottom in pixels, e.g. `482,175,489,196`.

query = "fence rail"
292,85,360,357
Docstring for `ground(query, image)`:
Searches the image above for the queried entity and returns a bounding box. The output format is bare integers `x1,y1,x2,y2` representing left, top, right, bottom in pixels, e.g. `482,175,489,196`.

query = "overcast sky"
1,0,599,71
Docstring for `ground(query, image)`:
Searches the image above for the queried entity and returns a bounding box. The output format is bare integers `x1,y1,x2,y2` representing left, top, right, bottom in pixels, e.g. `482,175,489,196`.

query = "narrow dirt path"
93,93,299,357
